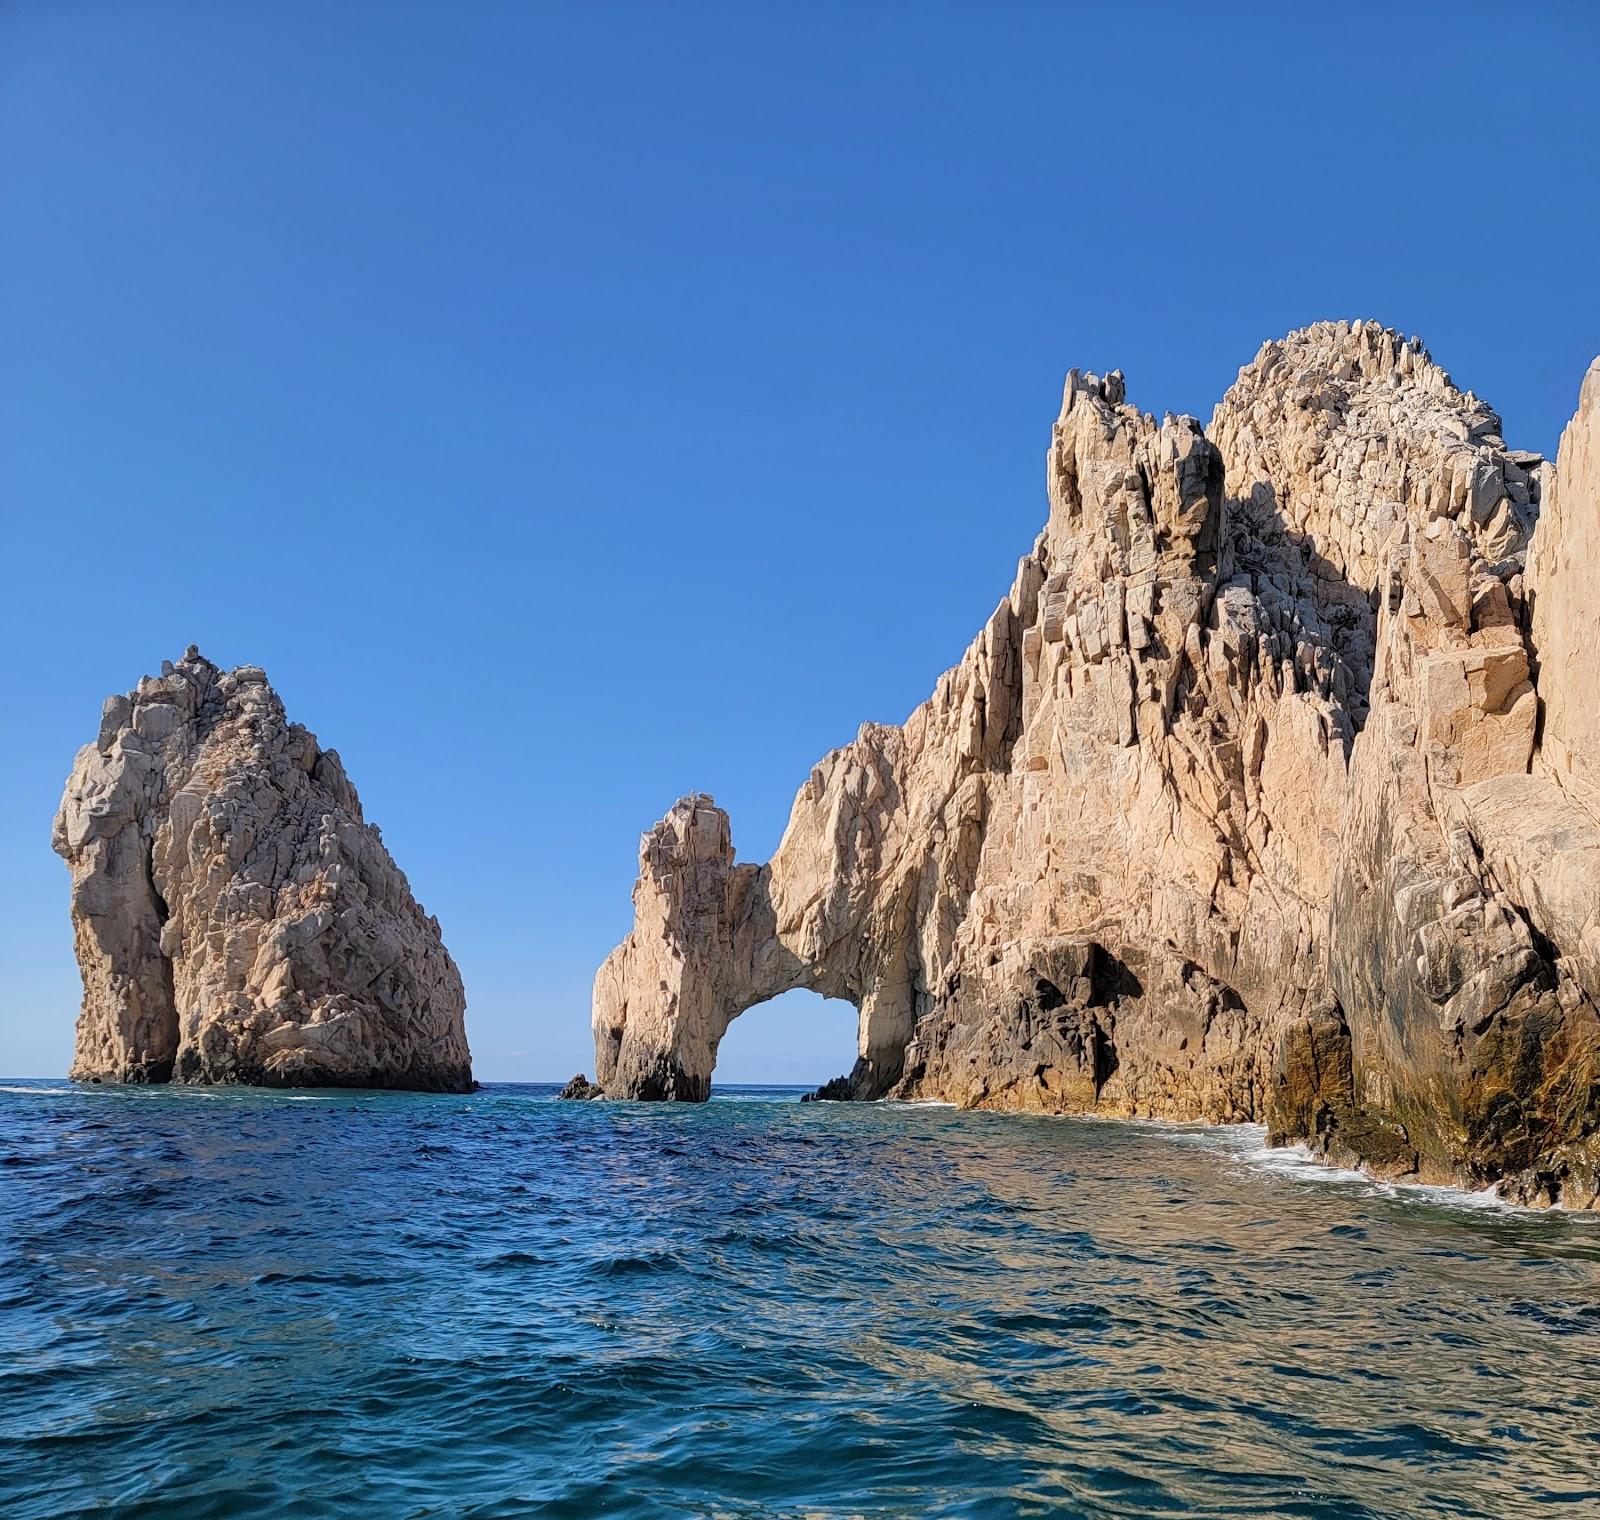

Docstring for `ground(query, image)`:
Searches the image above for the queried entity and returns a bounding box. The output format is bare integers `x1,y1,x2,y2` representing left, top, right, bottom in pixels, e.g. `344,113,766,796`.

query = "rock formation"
55,648,472,1091
557,1073,604,1100
594,324,1600,1208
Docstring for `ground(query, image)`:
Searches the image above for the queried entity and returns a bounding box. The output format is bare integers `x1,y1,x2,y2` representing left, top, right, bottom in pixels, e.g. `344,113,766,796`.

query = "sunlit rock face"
55,649,472,1092
595,323,1600,1207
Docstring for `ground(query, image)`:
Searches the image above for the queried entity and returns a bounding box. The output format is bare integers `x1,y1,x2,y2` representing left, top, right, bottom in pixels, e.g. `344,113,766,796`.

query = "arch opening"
708,988,861,1095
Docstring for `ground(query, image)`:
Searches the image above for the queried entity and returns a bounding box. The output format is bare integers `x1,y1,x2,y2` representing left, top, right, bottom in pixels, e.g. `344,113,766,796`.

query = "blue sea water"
2,1081,1598,1519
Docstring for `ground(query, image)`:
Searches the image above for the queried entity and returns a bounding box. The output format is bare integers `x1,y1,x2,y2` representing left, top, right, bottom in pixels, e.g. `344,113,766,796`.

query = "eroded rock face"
594,324,1600,1207
55,648,472,1091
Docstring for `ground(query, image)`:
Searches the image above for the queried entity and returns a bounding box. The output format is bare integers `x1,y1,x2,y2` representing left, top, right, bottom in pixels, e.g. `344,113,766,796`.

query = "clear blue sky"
3,2,1598,1083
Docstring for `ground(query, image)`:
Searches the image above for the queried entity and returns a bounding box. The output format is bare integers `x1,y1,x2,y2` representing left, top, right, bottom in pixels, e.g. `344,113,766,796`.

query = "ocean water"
2,1081,1598,1520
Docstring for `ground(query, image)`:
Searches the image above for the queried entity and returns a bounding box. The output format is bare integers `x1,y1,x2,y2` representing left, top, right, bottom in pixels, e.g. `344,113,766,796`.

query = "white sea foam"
1018,1108,1561,1214
1019,1106,1561,1215
1192,1129,1548,1215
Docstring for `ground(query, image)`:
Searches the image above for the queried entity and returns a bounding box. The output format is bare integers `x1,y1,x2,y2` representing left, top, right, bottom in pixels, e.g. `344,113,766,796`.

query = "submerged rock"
557,1073,605,1100
593,324,1600,1207
55,648,472,1091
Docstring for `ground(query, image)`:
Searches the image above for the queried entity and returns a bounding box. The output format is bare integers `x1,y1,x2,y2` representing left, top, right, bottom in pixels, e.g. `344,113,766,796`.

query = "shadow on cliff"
1218,477,1378,756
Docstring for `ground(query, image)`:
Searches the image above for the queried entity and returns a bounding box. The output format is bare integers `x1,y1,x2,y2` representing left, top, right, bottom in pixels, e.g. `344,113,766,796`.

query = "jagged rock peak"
593,323,1600,1209
55,650,472,1091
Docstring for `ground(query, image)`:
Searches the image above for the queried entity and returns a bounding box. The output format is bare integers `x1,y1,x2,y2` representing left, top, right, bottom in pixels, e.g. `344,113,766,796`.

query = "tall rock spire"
55,649,472,1091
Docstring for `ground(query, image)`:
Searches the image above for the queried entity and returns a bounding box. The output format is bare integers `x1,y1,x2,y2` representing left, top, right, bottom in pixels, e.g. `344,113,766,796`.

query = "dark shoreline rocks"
557,1073,605,1100
800,1075,855,1103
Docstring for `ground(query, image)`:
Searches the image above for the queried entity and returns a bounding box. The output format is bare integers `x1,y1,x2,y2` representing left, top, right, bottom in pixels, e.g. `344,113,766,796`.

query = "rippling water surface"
3,1080,1598,1518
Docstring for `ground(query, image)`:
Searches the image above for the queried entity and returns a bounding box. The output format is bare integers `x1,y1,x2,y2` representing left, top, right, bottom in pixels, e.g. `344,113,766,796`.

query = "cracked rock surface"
55,648,472,1091
594,323,1600,1207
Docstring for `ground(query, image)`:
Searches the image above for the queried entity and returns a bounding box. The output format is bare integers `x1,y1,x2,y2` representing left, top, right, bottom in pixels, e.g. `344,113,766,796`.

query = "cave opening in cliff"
710,987,860,1093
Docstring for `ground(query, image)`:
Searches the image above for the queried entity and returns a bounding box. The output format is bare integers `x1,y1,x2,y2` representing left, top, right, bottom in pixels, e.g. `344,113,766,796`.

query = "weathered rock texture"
56,648,472,1091
594,325,1600,1208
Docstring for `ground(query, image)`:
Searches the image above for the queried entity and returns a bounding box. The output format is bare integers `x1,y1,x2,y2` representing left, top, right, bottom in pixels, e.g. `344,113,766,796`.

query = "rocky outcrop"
557,1073,605,1100
55,648,472,1091
801,1076,855,1103
594,324,1600,1207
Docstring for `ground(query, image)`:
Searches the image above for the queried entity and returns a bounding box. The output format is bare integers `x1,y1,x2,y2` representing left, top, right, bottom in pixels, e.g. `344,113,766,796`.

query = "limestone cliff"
593,324,1600,1207
55,648,472,1091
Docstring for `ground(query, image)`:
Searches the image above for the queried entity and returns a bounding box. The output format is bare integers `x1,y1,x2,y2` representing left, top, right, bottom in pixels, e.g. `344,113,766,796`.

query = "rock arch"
594,325,1600,1207
592,795,916,1101
594,365,1253,1112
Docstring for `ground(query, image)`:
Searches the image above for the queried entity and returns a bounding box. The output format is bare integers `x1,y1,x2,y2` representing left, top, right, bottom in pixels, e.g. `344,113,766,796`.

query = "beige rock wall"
56,648,472,1091
594,325,1600,1206
1529,358,1600,801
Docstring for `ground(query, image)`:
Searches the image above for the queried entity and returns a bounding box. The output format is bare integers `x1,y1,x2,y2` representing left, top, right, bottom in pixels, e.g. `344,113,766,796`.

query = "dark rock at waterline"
801,1075,855,1103
557,1073,605,1100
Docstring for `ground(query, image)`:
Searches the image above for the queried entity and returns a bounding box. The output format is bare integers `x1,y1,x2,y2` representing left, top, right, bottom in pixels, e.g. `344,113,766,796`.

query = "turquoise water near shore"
2,1080,1597,1519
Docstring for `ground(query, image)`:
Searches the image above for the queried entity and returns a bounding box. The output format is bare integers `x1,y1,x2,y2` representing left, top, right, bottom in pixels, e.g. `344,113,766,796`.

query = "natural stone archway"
592,796,911,1101
595,365,1275,1115
594,324,1600,1208
703,986,863,1091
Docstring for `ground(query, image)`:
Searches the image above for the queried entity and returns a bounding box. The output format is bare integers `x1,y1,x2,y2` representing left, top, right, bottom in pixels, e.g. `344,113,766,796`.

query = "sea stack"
54,648,472,1091
594,324,1600,1208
